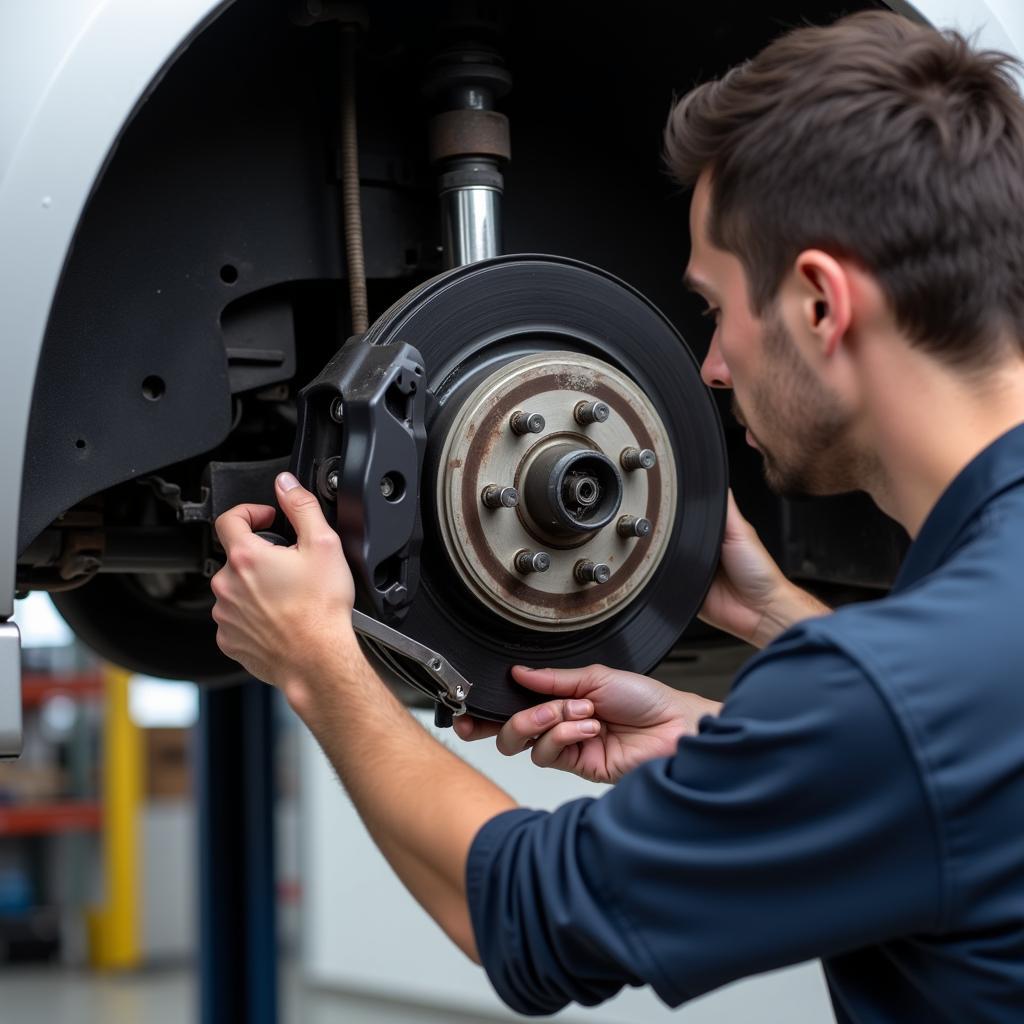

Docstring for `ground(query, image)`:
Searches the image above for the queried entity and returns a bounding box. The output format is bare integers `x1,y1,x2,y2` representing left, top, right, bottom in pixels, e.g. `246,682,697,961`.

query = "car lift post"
196,679,278,1024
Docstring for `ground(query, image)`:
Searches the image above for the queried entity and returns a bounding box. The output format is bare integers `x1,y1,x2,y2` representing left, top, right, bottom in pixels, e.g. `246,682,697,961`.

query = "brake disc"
330,254,726,721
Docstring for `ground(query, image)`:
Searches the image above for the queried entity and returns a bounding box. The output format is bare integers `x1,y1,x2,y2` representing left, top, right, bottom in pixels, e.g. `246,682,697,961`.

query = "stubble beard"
738,309,875,500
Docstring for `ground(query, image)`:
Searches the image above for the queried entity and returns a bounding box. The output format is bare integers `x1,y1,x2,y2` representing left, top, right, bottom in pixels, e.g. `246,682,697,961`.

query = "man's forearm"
754,583,832,648
284,640,517,960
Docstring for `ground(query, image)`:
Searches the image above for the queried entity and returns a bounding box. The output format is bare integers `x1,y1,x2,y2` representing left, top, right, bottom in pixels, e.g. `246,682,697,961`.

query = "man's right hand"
698,490,831,648
453,664,721,785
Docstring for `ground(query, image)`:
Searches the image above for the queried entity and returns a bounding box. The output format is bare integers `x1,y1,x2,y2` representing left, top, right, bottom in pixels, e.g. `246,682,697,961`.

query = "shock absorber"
423,13,512,268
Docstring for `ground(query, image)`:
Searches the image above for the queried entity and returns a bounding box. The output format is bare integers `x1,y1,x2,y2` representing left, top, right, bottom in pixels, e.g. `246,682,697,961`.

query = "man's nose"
700,334,732,389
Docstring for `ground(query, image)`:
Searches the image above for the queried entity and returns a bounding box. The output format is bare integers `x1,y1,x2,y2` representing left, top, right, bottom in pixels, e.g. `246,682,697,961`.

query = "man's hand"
210,472,358,692
454,664,721,785
698,490,831,648
210,472,519,965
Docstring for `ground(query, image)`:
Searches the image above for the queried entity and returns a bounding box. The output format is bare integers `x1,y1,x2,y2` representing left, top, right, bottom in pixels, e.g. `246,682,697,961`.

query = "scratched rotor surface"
360,255,728,722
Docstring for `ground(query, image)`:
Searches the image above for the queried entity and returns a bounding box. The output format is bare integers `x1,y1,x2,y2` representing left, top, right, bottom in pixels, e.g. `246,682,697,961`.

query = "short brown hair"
665,11,1024,368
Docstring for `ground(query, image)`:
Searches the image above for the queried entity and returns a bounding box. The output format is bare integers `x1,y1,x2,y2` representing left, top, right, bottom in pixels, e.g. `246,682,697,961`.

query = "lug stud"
510,411,546,436
326,470,339,493
482,484,519,509
574,559,611,585
617,515,652,538
620,447,656,471
514,549,551,574
329,397,345,424
574,400,610,426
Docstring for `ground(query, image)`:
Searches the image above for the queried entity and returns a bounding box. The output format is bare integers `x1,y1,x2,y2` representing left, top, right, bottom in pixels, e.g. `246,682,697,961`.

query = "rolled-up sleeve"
466,627,944,1016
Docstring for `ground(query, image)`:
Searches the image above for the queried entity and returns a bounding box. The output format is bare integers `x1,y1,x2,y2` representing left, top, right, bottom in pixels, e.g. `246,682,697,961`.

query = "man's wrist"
282,625,367,716
683,693,723,731
755,583,831,648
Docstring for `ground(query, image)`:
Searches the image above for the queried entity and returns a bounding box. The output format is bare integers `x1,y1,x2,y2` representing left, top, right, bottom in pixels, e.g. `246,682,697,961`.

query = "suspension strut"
423,13,512,268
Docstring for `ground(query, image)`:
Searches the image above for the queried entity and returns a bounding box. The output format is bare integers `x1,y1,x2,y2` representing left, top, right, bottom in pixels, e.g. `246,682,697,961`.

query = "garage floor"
0,963,511,1024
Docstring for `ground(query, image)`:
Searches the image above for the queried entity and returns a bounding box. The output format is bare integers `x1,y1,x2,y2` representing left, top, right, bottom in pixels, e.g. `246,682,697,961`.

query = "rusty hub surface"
436,351,677,629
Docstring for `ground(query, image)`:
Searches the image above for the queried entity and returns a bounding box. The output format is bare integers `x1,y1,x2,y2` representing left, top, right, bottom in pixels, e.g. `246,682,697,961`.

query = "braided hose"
340,25,369,335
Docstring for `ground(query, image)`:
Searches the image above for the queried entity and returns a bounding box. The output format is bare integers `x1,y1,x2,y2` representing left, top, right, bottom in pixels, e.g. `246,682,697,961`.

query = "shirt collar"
893,421,1024,593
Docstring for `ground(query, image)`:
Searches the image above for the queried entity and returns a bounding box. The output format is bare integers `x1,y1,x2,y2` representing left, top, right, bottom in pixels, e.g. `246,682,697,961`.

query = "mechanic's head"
666,10,1024,498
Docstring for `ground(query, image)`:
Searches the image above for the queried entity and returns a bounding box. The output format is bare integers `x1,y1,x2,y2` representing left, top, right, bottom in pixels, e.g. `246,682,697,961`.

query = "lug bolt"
514,549,551,574
510,410,546,436
482,484,519,509
620,447,656,471
329,397,345,424
326,470,339,493
617,515,652,538
380,475,395,499
574,559,611,585
574,400,610,426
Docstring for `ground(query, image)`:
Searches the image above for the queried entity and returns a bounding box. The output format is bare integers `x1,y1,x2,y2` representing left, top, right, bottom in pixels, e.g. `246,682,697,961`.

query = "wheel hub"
436,351,678,629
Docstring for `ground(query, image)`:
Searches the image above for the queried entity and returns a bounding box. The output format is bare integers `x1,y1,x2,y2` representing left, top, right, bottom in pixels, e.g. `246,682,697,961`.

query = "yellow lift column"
87,664,142,968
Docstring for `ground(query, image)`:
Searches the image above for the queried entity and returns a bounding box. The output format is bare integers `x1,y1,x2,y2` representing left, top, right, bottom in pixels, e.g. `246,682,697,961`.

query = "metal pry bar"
351,609,472,716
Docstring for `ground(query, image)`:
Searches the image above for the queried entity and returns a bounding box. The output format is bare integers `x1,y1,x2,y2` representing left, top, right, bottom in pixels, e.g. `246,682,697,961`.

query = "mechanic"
209,11,1024,1023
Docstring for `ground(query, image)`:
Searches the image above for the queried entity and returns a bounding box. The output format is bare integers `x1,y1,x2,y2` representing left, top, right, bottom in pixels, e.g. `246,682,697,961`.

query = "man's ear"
792,249,852,358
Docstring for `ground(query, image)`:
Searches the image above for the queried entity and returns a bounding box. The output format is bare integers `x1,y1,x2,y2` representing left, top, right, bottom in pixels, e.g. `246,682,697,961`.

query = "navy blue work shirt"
466,422,1024,1023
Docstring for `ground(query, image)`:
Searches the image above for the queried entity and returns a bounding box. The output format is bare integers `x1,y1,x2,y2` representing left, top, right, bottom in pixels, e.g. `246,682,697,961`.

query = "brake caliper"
290,336,473,722
292,335,427,621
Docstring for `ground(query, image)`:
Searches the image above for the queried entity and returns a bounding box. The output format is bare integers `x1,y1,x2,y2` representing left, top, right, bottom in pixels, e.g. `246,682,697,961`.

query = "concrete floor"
0,963,512,1024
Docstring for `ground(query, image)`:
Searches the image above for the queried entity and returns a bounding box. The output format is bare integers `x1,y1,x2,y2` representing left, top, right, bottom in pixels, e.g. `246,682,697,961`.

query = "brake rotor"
361,254,727,721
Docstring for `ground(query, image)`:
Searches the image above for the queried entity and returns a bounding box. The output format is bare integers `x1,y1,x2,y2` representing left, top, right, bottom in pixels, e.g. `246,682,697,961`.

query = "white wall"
300,711,835,1024
902,0,1024,84
142,802,195,960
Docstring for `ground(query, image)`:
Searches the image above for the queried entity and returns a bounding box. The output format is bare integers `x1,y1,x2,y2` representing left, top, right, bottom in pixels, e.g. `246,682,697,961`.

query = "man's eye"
700,306,721,323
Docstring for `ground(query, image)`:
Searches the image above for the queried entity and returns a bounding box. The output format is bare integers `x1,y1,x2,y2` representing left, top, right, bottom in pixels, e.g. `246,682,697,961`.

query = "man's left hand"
210,472,357,691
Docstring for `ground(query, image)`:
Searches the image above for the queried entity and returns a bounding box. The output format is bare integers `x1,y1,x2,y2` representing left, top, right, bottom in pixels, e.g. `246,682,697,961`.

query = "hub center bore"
572,477,598,505
523,444,623,538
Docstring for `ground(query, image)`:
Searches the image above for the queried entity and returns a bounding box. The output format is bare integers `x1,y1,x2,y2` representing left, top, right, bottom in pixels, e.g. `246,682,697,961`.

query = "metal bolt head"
574,559,611,585
380,475,395,499
326,469,340,493
574,400,611,426
510,410,546,436
620,447,656,471
514,549,551,574
329,397,345,423
617,515,652,538
482,484,519,509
